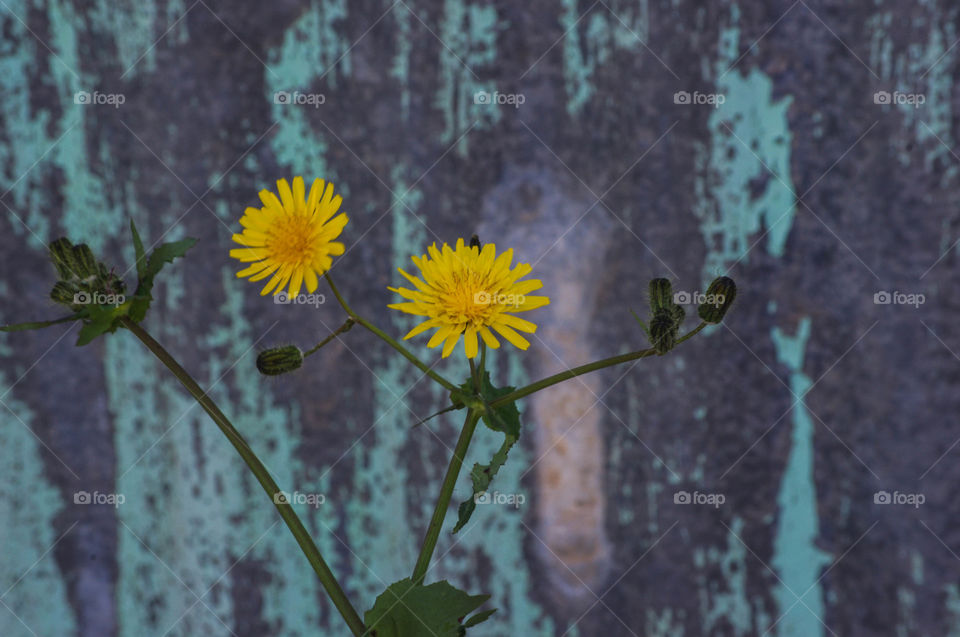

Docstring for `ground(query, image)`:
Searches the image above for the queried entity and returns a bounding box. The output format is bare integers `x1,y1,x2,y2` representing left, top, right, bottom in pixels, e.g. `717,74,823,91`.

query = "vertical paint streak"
266,1,349,183
770,317,830,637
692,517,753,635
560,0,649,116
694,4,796,284
434,0,499,155
0,368,77,636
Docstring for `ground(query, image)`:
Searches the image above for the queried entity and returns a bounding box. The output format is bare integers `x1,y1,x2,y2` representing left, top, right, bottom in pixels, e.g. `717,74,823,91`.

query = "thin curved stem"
411,408,481,584
324,273,458,392
121,318,366,636
304,318,355,357
489,322,709,408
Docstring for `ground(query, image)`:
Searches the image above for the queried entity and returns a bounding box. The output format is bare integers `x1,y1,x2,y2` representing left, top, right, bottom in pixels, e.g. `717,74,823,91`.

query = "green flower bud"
648,308,677,355
71,244,100,279
50,281,80,306
671,303,685,328
49,238,79,279
697,276,737,323
648,278,673,313
256,345,303,376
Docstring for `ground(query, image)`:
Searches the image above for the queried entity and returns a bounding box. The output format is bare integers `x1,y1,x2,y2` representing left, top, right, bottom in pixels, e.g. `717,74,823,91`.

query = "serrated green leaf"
364,578,494,637
0,314,81,332
460,371,520,437
452,433,518,533
128,236,197,323
130,219,147,281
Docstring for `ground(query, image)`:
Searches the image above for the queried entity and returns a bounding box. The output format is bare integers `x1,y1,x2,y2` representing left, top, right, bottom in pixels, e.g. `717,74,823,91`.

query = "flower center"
266,213,316,265
441,272,498,327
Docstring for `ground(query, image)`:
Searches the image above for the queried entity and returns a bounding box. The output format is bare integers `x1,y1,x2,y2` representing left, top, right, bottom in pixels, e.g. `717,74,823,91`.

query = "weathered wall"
0,1,958,635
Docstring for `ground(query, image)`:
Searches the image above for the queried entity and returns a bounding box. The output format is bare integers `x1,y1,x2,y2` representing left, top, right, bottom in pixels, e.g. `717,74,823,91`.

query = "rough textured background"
0,0,957,635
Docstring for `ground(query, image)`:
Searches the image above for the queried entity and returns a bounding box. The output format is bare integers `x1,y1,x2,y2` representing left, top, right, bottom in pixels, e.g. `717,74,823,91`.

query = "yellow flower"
229,177,348,296
388,238,550,358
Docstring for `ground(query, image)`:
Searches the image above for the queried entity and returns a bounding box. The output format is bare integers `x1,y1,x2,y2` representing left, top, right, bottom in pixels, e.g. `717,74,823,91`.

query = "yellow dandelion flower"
388,238,550,359
229,177,348,296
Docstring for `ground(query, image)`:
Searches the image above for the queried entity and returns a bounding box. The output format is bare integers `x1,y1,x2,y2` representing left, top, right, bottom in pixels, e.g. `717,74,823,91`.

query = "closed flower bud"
256,345,303,376
648,308,677,355
697,276,737,323
671,303,685,328
648,278,673,313
49,238,79,279
71,244,100,279
50,281,79,306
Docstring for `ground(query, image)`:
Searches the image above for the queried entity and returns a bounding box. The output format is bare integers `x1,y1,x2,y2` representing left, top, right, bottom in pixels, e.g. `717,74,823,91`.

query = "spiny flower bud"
648,308,677,355
671,303,685,328
50,281,80,306
71,244,100,279
256,345,303,376
648,278,673,313
697,276,737,324
49,238,79,279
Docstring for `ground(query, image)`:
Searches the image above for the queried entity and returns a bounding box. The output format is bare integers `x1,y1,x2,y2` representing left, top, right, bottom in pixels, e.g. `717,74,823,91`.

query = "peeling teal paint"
560,0,650,116
770,317,830,637
0,368,77,637
693,517,753,635
693,4,796,284
434,0,499,155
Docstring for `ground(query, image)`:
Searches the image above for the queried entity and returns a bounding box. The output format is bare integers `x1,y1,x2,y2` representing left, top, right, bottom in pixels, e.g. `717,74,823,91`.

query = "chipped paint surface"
771,318,829,637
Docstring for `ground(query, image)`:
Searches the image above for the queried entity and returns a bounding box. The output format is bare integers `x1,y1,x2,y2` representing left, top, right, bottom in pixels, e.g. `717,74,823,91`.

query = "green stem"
489,322,708,408
324,273,458,392
121,318,366,636
304,317,355,357
411,408,481,584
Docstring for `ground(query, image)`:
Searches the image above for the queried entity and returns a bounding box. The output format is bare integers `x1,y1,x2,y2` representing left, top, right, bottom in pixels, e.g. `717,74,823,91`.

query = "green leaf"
130,219,147,281
451,371,523,534
75,305,121,346
128,235,197,323
452,432,518,533
0,314,81,332
630,308,650,339
364,578,494,637
460,371,520,437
